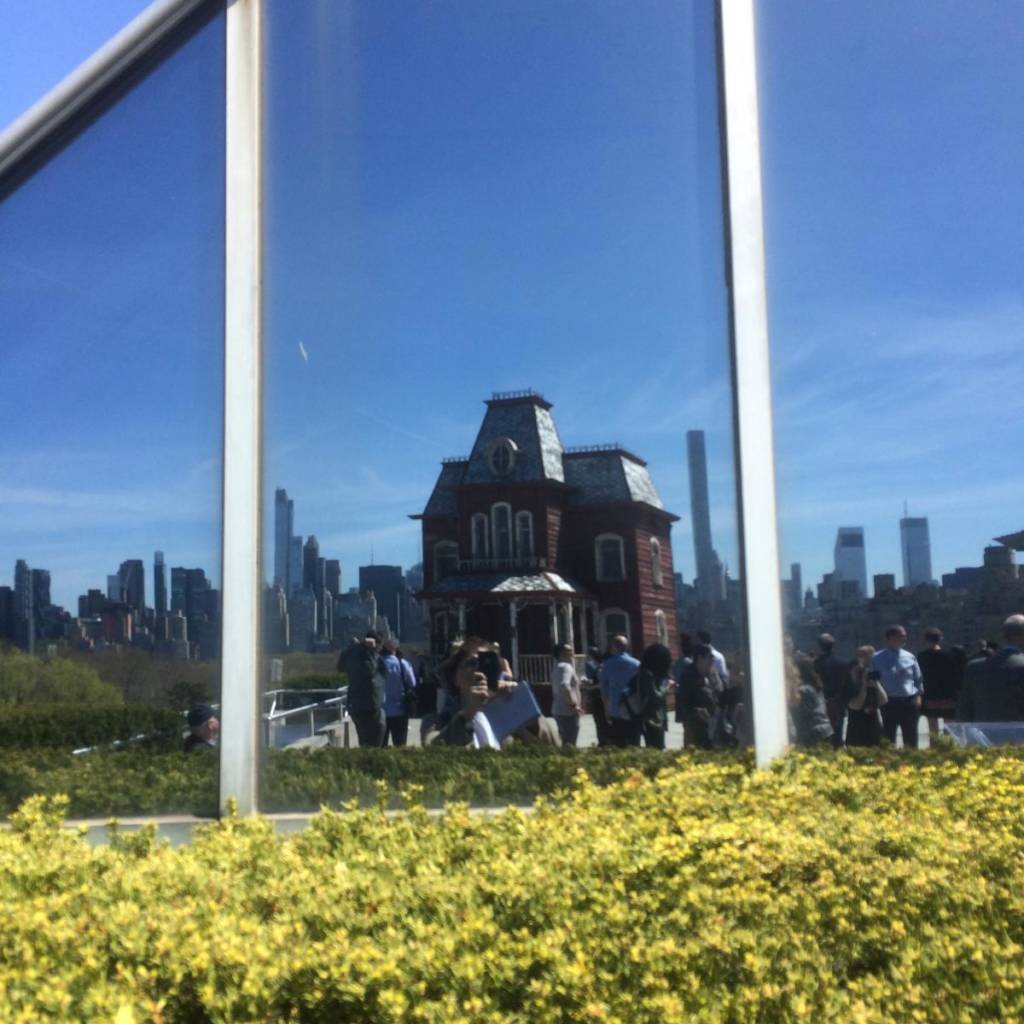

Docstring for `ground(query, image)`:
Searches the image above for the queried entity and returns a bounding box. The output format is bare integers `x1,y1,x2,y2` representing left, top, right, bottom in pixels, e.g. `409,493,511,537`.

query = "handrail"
0,0,214,182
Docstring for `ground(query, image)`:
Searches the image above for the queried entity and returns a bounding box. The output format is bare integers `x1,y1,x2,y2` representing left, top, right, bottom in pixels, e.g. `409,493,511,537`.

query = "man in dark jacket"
957,614,1024,722
813,633,850,747
339,631,386,747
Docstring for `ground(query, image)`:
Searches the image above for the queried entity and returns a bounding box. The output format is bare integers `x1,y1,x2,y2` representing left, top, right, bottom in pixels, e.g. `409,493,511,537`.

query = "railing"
458,556,547,573
491,388,545,402
263,687,348,748
517,654,588,684
563,443,623,454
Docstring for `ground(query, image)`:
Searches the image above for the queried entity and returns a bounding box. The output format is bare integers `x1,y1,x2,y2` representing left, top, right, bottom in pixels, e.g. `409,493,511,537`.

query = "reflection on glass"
759,3,1024,747
262,0,744,803
0,14,225,814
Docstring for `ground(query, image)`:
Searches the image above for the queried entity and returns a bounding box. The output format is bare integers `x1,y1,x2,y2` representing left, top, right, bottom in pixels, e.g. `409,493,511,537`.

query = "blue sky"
1,0,1021,611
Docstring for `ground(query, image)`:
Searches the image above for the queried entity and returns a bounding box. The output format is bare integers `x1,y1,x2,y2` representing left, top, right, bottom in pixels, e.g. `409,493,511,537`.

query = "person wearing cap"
184,704,219,753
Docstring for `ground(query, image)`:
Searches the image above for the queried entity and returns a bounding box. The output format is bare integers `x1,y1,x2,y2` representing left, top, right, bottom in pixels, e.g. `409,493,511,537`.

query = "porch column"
456,599,466,638
549,599,559,646
580,600,590,653
564,599,575,652
508,600,520,679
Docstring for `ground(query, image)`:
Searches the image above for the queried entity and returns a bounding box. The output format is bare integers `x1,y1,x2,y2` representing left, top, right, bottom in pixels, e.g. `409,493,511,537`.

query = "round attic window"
489,437,518,476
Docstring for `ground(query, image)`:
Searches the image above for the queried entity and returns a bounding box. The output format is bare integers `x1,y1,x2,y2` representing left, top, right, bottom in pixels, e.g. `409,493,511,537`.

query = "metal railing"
263,687,348,748
458,556,547,573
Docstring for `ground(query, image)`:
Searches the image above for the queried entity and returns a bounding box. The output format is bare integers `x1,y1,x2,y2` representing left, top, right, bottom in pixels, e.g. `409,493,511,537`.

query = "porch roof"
419,571,590,599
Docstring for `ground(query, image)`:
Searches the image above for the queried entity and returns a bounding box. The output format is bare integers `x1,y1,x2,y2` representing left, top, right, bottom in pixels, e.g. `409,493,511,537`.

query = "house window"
488,437,518,476
434,541,458,580
650,538,663,586
471,513,489,558
655,609,669,646
491,503,512,559
600,609,631,650
515,510,534,558
595,534,625,582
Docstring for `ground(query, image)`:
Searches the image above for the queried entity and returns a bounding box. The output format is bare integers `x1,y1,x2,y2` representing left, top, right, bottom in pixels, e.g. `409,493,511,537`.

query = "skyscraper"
359,565,405,637
154,551,167,616
900,516,933,588
288,536,303,595
833,527,868,598
14,559,34,653
118,559,145,613
273,488,294,589
325,559,341,599
686,430,726,603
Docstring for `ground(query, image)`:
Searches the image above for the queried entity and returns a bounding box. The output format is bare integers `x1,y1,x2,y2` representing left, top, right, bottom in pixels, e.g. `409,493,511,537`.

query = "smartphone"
477,650,501,690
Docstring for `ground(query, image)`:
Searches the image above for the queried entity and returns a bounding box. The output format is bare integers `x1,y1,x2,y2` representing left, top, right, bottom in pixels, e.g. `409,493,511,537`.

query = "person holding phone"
846,662,888,747
428,638,515,749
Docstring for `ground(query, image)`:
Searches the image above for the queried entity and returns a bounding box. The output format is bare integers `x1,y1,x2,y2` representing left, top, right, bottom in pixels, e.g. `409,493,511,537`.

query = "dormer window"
488,437,518,476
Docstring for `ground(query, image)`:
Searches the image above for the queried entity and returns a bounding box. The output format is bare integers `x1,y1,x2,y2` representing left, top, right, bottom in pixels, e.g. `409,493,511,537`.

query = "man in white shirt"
696,630,729,683
870,624,924,748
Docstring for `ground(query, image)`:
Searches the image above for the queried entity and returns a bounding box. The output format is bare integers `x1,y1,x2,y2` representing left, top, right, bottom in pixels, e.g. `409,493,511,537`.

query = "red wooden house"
413,391,679,680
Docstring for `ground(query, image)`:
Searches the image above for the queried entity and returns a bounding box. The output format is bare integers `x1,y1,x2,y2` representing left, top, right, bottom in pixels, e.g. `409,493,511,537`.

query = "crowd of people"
185,614,1024,753
789,613,1024,748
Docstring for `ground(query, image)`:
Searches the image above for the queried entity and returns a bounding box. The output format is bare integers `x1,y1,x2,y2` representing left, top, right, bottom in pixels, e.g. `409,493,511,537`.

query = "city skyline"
2,2,1022,616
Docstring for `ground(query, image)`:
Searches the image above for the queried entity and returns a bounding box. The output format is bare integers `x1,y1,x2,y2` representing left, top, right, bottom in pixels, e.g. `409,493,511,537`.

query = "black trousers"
611,718,642,747
881,697,920,749
351,710,386,748
642,723,665,750
384,715,409,747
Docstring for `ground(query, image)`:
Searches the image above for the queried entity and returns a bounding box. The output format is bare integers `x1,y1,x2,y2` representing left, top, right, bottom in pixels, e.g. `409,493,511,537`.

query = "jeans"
351,710,386,748
555,714,580,748
881,697,921,749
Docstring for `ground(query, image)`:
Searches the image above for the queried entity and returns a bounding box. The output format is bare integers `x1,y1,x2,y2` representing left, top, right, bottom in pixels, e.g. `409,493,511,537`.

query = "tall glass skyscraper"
273,487,294,589
686,430,725,603
834,527,868,597
900,516,933,588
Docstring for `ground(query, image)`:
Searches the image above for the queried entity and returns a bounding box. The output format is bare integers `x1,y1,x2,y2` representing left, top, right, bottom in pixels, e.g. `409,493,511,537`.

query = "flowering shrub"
1,750,1023,1021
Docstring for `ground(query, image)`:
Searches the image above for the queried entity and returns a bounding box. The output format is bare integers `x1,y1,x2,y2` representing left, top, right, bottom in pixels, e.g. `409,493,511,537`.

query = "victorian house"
413,391,680,680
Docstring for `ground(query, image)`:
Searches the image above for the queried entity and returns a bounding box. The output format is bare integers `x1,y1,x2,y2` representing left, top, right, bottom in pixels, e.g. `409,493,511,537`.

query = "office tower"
0,586,13,642
833,527,868,598
273,488,294,588
686,430,726,603
30,569,51,641
900,516,933,588
302,536,320,590
154,551,167,616
790,563,802,604
107,574,123,603
289,586,318,652
325,559,341,598
359,565,404,638
288,536,303,595
14,560,34,653
78,589,107,618
118,559,145,613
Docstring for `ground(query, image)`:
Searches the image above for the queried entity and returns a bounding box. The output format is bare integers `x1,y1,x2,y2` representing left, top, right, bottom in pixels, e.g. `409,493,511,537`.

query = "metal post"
219,0,264,814
509,600,520,679
718,0,789,767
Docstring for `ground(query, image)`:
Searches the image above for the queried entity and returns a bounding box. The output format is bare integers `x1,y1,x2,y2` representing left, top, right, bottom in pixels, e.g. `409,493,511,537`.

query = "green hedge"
2,742,1023,819
2,751,1024,1021
0,705,182,751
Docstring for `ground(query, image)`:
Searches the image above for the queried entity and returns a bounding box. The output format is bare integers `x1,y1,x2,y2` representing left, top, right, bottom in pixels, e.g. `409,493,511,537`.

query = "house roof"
420,570,587,598
419,392,673,517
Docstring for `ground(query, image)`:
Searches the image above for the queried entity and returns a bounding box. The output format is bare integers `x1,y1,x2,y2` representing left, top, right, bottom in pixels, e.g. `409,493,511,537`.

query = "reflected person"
339,630,386,748
184,704,219,753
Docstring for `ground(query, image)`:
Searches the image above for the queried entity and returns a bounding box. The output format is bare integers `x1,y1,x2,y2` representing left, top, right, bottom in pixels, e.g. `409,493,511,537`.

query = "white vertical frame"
220,0,264,814
718,0,789,766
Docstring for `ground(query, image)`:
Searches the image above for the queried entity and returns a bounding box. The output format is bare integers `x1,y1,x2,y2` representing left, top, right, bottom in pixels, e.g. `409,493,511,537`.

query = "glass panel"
0,9,225,818
262,0,745,809
758,2,1023,748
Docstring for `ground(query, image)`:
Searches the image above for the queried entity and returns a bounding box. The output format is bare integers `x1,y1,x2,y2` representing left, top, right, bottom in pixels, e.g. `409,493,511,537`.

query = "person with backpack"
675,643,727,748
621,643,672,749
599,635,640,747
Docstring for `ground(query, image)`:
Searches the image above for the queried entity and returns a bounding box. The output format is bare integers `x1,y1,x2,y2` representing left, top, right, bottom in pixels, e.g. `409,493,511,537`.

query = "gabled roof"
563,450,665,510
